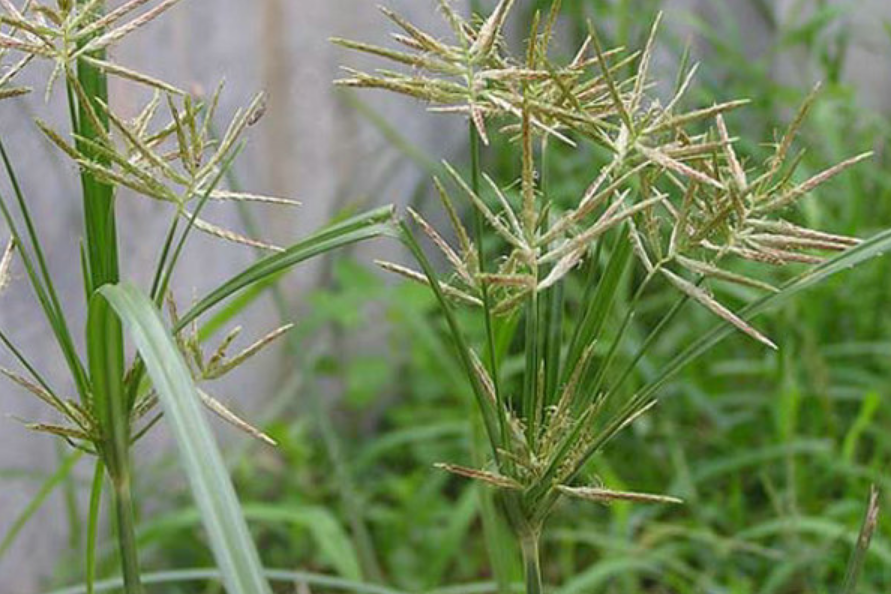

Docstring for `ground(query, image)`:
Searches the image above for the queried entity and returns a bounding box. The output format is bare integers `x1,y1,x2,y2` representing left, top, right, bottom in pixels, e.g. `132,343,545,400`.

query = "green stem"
111,470,144,594
520,530,544,594
73,2,139,591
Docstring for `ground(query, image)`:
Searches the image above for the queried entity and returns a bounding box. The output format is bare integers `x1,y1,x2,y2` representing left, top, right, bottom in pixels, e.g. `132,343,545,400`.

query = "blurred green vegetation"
42,1,891,592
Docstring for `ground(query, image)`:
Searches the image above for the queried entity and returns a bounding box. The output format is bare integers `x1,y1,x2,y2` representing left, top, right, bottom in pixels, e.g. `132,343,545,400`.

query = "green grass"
1,0,889,593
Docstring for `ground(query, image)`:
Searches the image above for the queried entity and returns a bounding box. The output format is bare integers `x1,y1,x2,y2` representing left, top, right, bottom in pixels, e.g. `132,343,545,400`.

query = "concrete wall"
0,0,888,591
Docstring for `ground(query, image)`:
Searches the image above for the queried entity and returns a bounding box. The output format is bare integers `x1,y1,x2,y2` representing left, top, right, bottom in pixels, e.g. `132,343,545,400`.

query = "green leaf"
243,505,362,580
177,205,398,331
43,568,414,594
97,282,272,594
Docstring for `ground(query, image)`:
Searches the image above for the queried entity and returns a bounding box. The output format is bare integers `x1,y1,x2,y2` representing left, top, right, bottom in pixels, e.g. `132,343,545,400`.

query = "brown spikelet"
757,152,873,213
187,214,283,252
435,463,522,490
376,260,483,306
558,485,683,505
661,269,777,349
204,324,294,380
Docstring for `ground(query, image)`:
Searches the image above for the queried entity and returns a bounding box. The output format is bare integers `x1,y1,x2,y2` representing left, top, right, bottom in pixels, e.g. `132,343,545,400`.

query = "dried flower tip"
676,256,777,292
378,5,450,55
540,191,660,265
204,323,294,380
646,99,751,135
468,349,497,406
75,0,183,55
757,152,873,213
205,325,243,372
247,92,268,126
80,55,184,94
748,219,859,247
25,422,93,442
0,86,30,100
210,191,300,207
0,366,69,419
407,206,473,285
538,248,584,290
716,114,747,190
637,144,725,191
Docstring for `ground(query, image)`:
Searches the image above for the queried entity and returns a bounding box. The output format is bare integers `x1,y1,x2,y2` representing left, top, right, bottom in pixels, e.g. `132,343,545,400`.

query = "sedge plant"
335,0,889,591
0,1,396,592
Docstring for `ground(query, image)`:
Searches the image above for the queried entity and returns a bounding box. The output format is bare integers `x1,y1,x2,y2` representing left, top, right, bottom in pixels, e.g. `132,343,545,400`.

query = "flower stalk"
519,528,544,594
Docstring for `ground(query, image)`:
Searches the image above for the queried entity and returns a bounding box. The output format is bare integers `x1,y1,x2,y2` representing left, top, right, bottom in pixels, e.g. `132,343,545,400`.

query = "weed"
336,1,885,591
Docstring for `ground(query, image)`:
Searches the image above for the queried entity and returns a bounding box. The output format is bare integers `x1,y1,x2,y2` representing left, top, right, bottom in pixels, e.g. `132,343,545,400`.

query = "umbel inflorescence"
335,0,871,559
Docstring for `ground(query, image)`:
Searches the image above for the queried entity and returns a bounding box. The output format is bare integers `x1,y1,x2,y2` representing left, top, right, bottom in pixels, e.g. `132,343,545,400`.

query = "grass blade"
563,228,632,408
176,206,397,330
0,138,90,398
43,568,416,594
98,282,272,594
85,460,104,594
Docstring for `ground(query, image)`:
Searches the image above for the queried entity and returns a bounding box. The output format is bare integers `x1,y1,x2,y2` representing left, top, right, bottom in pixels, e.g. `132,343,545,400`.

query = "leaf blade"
98,282,272,594
177,206,397,330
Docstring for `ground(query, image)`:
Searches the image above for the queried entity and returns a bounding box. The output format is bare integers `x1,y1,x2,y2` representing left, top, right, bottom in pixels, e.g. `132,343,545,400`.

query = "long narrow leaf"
44,569,413,594
176,206,397,330
98,282,272,594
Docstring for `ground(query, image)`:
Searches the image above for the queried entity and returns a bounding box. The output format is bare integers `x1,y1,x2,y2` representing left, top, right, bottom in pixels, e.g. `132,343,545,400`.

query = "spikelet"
198,389,277,447
557,485,683,505
203,324,294,380
435,463,523,490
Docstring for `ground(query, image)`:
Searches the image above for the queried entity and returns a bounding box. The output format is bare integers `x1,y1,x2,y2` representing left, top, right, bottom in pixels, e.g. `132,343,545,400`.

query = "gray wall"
0,0,888,591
